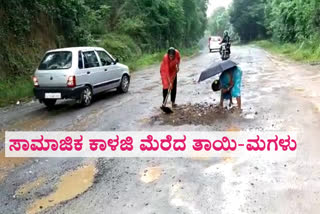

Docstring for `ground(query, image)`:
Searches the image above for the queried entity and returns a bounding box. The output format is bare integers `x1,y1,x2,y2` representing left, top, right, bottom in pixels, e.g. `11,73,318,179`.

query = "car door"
76,51,94,90
96,50,121,90
82,51,105,94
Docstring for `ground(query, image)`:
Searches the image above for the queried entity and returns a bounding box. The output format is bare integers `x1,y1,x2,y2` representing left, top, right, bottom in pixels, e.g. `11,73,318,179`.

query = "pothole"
16,177,46,197
140,167,162,183
27,164,97,214
150,103,242,126
0,150,29,183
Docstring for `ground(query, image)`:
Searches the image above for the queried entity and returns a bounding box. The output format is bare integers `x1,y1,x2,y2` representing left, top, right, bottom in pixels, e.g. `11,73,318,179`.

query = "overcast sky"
207,0,233,17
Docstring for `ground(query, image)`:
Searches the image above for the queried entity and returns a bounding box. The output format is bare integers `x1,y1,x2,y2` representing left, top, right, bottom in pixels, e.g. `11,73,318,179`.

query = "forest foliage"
208,0,320,46
0,0,208,80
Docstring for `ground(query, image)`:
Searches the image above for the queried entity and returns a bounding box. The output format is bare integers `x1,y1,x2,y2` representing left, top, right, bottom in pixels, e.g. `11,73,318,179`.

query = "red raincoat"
160,50,181,89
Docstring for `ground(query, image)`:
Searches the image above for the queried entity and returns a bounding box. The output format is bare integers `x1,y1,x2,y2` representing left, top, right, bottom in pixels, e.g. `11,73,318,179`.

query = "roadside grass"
126,52,164,71
127,46,200,71
0,77,34,107
0,46,199,107
254,40,320,63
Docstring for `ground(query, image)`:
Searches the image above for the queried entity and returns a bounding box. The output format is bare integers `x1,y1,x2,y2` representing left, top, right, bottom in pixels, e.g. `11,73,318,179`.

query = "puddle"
139,118,152,124
0,150,29,170
0,115,46,183
191,156,211,161
222,157,234,163
11,116,49,131
27,164,97,214
314,103,320,113
227,127,241,132
242,112,256,120
294,87,305,92
16,177,46,197
0,150,29,183
140,167,162,183
0,173,7,183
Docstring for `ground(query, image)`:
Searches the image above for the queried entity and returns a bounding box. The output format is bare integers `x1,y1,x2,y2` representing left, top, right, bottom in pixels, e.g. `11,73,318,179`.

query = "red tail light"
33,76,39,87
67,76,76,88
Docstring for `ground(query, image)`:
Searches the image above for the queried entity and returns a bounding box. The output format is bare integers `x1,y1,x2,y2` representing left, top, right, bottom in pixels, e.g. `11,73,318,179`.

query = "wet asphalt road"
1,46,320,213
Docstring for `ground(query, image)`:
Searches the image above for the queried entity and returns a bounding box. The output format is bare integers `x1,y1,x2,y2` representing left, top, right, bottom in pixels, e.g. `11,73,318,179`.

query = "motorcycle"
220,43,230,60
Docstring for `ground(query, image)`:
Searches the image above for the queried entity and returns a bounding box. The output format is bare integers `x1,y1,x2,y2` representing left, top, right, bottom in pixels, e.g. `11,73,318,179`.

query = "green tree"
208,7,231,37
265,0,320,42
0,0,209,79
229,0,266,41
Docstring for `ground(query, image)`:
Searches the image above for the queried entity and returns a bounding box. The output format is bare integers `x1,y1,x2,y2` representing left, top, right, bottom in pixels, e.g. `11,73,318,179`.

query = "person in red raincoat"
160,47,181,107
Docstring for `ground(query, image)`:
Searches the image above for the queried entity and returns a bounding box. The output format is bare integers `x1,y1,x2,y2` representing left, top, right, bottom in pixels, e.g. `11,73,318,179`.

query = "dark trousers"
163,77,177,104
220,43,231,54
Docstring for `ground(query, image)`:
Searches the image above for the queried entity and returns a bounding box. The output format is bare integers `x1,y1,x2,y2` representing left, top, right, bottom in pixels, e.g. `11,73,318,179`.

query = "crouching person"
212,66,242,110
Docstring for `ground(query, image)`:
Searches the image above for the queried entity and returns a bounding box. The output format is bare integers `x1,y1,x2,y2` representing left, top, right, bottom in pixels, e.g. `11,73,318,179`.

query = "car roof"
46,47,105,53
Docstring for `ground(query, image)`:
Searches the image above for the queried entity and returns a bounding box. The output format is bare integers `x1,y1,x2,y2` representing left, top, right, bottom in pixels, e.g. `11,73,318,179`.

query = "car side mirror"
114,58,119,64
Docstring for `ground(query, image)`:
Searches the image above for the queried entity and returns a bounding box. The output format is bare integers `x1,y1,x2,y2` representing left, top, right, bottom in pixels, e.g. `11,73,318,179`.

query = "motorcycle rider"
220,31,231,55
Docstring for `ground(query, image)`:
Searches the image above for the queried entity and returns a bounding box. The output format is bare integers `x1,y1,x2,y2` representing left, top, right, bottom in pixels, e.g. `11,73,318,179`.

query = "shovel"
161,86,174,114
161,75,177,114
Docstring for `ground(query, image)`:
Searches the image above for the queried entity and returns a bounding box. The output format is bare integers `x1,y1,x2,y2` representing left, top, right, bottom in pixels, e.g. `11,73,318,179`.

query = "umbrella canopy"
198,60,237,82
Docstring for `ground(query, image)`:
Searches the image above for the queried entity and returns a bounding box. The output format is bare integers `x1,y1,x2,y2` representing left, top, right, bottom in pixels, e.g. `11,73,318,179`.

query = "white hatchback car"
33,47,130,108
208,36,222,52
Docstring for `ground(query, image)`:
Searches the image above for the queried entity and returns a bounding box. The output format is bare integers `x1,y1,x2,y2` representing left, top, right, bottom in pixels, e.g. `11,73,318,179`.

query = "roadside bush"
0,77,33,107
98,33,142,62
254,39,320,63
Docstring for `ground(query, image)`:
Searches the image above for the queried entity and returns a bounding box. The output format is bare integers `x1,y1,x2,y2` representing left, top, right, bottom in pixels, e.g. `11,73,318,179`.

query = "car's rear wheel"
43,99,56,108
117,75,130,93
80,86,93,107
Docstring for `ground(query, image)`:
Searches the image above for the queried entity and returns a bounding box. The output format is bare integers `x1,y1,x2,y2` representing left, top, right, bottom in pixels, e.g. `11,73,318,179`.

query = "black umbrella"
198,60,237,82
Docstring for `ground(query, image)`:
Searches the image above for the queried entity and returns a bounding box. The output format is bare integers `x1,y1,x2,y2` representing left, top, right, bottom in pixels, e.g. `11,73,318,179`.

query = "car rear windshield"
38,51,72,70
211,37,220,42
